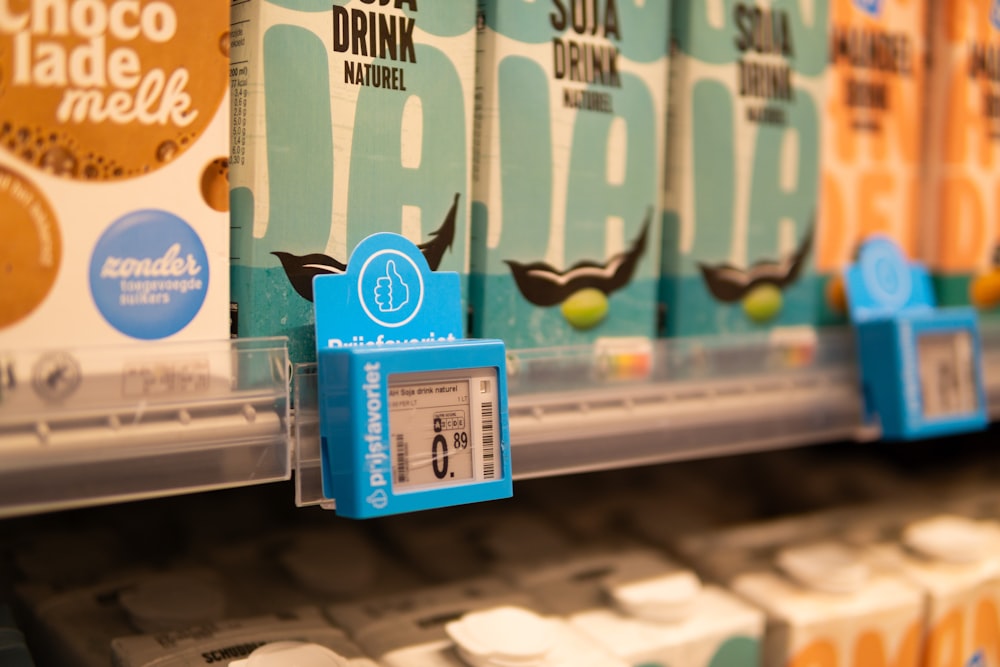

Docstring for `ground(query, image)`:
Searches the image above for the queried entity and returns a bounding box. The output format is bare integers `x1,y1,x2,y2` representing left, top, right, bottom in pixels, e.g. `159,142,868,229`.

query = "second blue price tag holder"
845,236,988,441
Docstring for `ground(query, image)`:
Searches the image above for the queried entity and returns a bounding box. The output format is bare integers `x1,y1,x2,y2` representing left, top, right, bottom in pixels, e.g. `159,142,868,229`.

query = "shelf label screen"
388,368,498,492
918,331,980,419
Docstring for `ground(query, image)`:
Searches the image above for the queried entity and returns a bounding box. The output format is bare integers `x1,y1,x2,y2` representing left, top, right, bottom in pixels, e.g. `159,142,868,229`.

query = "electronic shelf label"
845,236,987,440
313,233,511,518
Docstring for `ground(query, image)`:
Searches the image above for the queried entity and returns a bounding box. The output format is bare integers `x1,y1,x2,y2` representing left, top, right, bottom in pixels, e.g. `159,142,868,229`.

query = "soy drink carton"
471,0,668,348
660,2,827,336
815,0,926,325
0,0,230,350
508,548,765,667
230,0,476,364
922,1,1000,317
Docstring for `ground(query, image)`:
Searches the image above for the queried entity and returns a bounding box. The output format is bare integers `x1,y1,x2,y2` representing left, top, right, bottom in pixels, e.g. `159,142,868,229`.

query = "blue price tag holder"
313,233,512,518
845,236,988,440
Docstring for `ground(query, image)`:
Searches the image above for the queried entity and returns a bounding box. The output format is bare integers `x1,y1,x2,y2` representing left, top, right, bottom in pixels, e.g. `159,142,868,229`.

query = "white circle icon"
358,250,425,328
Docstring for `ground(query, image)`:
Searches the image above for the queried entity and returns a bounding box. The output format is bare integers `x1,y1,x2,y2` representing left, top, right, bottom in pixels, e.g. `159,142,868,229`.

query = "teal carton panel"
471,0,669,349
661,2,827,337
230,0,476,364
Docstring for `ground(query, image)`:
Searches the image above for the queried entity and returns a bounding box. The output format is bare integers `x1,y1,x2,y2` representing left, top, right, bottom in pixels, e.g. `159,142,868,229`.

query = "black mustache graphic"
505,209,651,307
418,192,459,270
272,193,459,302
698,224,814,303
271,252,347,302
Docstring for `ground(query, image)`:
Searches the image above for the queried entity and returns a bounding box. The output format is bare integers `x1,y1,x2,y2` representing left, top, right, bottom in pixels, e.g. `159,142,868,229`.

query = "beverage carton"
661,1,827,336
328,579,628,667
0,0,230,349
732,541,925,667
922,1,1000,317
230,0,477,363
471,0,668,348
509,548,765,667
815,0,926,324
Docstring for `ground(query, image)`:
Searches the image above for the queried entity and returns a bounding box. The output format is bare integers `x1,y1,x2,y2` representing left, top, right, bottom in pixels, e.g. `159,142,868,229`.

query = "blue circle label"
860,237,911,312
357,249,424,328
89,210,210,340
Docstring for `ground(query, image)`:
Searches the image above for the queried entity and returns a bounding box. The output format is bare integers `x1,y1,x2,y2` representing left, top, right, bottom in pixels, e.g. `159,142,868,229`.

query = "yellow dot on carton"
561,288,608,330
742,284,783,323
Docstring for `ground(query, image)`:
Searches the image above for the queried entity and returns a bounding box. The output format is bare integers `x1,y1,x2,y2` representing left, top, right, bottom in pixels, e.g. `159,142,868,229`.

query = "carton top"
111,608,372,667
571,584,764,649
229,641,374,667
674,512,847,583
852,515,1000,597
733,546,924,625
902,515,1000,563
444,606,630,667
446,606,554,666
326,579,534,656
776,542,872,594
507,549,688,616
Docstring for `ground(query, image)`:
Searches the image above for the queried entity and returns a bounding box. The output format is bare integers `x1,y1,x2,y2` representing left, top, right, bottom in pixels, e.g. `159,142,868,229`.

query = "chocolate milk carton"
0,0,230,349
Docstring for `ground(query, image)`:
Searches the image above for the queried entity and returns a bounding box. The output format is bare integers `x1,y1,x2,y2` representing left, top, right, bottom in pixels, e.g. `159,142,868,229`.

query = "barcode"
481,401,495,479
395,433,408,484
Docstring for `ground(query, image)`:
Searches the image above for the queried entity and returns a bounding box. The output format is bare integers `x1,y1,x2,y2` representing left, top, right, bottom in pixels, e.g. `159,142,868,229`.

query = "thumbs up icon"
374,260,410,313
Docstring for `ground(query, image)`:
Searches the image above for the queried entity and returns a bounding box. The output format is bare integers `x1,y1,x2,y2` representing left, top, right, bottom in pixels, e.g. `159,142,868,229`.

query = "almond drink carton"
922,0,1000,317
815,0,926,324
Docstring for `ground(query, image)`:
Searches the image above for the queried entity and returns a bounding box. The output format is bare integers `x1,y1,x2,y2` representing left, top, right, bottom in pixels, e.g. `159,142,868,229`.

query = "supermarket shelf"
0,338,290,518
293,327,871,507
510,321,1000,479
4,321,1000,517
506,328,863,478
